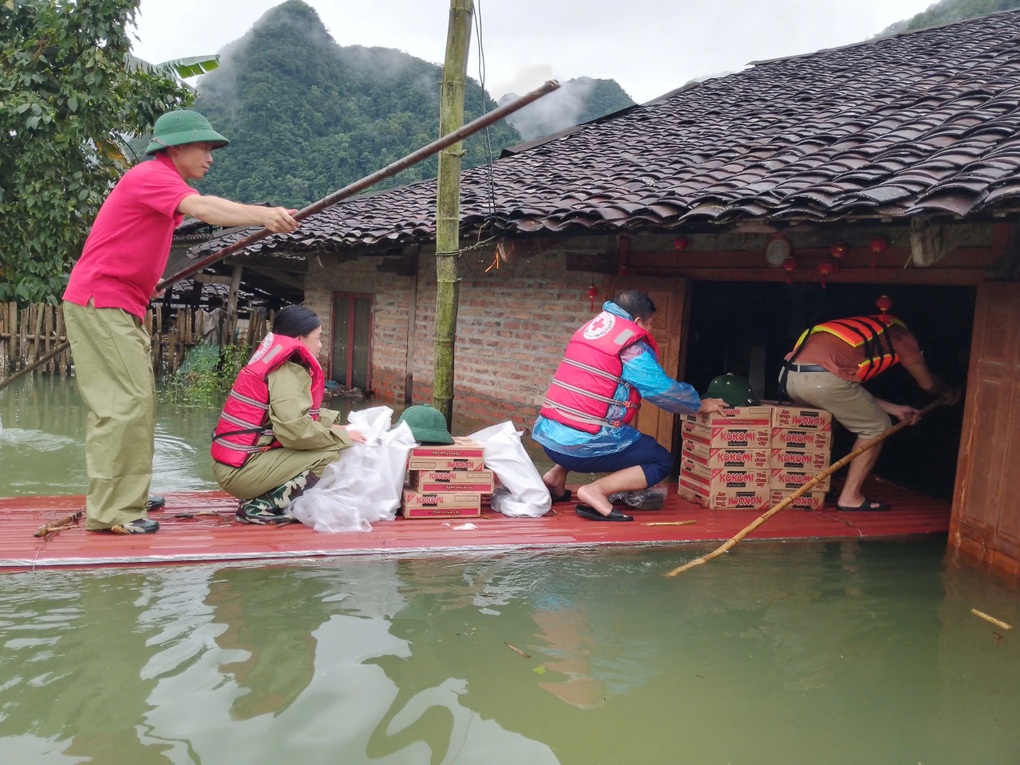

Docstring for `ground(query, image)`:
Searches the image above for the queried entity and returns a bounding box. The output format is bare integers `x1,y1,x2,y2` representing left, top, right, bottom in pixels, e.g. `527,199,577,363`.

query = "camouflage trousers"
212,446,340,525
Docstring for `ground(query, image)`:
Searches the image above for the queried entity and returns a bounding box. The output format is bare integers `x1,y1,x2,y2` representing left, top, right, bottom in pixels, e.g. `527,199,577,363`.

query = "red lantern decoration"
673,236,688,252
782,256,798,285
869,237,888,269
817,258,836,289
876,294,893,314
829,243,847,263
586,284,599,312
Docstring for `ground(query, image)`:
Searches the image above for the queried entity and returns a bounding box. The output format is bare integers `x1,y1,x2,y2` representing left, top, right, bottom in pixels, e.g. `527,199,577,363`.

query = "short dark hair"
273,305,321,338
612,290,656,321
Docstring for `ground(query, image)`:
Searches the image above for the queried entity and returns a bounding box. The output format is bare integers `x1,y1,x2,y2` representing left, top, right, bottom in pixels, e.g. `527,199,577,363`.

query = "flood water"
1,377,1018,764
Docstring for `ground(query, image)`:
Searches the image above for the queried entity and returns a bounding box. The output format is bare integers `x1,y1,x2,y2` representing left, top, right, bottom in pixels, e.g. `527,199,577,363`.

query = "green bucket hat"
705,373,759,407
396,405,454,445
144,110,230,155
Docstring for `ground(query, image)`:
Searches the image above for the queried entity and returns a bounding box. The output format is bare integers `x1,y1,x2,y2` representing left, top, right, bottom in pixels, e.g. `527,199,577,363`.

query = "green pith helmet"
396,405,454,445
144,110,230,155
705,373,759,407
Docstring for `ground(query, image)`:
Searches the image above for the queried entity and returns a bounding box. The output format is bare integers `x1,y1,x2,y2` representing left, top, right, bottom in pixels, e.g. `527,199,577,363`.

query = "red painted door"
950,282,1020,575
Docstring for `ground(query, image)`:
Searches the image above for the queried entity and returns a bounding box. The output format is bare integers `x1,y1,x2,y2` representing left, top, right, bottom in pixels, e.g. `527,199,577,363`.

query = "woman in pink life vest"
211,305,365,524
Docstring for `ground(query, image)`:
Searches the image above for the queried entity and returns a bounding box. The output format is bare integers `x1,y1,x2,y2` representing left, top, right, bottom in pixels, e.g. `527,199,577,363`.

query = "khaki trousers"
63,301,155,530
784,370,891,439
212,447,340,500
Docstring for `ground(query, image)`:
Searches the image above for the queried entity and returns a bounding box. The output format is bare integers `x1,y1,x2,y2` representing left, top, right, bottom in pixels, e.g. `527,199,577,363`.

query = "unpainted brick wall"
304,246,606,433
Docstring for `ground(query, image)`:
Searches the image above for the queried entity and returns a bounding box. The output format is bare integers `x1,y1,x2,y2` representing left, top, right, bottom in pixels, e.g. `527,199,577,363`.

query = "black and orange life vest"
210,333,324,467
793,314,908,382
539,311,659,434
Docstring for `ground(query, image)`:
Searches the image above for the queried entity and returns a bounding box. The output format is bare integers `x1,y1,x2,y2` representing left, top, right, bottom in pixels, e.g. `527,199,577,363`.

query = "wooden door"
603,277,692,449
331,291,374,389
950,282,1020,575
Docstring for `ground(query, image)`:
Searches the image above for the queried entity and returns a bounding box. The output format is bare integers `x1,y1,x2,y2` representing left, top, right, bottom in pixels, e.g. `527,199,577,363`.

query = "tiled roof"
201,9,1020,256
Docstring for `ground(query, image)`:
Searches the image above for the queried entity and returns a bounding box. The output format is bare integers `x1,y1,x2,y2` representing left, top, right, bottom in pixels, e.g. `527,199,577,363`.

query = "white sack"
468,421,552,517
290,406,417,533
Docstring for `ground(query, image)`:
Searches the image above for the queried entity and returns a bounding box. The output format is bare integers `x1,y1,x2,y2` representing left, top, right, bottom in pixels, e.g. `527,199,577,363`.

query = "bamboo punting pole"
664,397,949,578
0,80,560,392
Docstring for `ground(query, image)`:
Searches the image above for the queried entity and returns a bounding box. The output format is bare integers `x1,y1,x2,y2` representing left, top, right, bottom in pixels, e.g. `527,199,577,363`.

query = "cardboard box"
681,439,771,470
677,478,770,510
412,469,494,493
770,467,831,493
770,428,832,453
681,420,772,449
770,489,827,510
406,438,486,471
679,460,770,489
683,405,773,428
401,488,481,518
768,404,832,431
770,448,831,471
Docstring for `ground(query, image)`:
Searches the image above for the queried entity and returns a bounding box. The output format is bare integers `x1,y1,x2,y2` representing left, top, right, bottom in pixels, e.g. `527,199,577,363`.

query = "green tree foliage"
0,0,191,304
192,0,522,207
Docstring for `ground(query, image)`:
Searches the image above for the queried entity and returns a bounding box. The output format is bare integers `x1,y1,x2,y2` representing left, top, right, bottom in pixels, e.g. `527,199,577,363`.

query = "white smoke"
498,73,598,141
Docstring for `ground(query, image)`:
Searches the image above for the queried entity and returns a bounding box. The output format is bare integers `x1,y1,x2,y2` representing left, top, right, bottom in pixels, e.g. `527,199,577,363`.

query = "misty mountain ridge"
188,0,633,206
184,0,1009,207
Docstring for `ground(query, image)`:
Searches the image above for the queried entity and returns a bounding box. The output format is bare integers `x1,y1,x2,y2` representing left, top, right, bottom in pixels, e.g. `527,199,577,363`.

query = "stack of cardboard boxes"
401,437,494,519
678,405,773,509
768,404,833,510
678,403,833,510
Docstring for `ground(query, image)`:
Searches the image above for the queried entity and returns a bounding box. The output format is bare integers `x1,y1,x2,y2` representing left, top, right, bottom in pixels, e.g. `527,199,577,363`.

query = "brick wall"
304,246,605,433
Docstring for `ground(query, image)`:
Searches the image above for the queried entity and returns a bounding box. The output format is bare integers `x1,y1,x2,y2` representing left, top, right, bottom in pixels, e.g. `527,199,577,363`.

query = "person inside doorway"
63,109,300,534
211,306,366,524
779,304,961,511
533,290,731,521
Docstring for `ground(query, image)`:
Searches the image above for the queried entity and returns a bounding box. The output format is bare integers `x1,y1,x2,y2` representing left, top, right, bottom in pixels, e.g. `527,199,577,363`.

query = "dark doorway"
331,292,373,390
683,281,975,500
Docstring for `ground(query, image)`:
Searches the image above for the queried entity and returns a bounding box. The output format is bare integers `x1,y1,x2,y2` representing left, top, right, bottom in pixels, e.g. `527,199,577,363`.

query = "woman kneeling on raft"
210,305,366,524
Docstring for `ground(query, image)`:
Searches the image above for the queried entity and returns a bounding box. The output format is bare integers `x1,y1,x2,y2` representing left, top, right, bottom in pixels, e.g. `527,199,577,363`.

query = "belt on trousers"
784,363,827,373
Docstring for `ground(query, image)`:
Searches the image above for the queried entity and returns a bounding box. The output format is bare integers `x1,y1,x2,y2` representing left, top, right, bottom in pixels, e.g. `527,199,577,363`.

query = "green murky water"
1,378,1018,764
1,544,1018,764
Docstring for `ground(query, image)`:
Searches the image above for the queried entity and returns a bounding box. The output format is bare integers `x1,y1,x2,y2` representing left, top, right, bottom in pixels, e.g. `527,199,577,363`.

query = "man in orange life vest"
780,308,961,511
533,290,731,521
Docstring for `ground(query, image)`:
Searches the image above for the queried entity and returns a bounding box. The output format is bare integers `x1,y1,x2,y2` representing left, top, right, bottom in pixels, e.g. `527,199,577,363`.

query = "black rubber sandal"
575,504,633,522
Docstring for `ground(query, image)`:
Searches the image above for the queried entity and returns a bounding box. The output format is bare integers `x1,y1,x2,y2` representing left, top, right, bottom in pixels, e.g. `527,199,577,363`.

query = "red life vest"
210,333,325,467
539,311,659,434
794,314,908,382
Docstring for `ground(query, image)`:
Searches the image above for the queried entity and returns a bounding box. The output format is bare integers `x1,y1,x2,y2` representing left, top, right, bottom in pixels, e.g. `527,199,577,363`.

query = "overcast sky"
131,0,937,104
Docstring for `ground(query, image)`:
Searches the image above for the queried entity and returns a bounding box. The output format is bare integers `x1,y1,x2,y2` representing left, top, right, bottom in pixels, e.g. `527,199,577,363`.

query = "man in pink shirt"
63,110,299,534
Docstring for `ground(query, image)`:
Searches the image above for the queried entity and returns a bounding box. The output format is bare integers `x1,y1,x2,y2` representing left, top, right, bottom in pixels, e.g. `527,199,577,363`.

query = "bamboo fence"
0,302,270,382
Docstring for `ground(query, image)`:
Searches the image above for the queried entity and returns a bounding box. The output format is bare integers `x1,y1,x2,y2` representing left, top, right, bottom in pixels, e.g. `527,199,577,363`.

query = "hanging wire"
473,0,499,241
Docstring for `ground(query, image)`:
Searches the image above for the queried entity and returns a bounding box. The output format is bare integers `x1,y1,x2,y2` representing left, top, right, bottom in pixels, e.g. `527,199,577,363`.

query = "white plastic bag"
290,406,417,533
468,421,552,517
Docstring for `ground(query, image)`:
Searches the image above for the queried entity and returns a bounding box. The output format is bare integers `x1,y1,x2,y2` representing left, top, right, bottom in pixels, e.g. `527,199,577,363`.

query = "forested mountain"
191,0,521,207
879,0,1020,35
